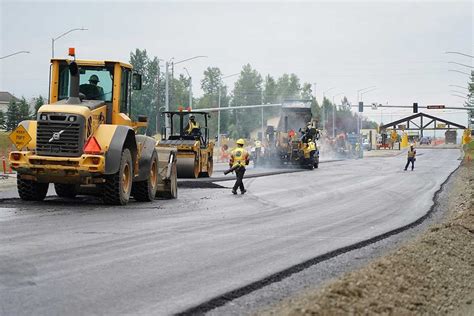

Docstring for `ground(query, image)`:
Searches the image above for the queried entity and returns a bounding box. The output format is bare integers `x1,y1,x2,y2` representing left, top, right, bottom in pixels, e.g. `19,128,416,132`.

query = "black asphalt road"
0,149,460,315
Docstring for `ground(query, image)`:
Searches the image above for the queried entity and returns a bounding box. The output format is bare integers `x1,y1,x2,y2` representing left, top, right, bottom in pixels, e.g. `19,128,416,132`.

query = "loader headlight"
68,115,77,122
40,114,48,121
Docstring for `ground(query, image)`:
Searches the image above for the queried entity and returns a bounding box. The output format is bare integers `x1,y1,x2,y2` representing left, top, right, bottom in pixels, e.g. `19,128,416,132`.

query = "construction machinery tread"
54,183,78,198
17,178,49,201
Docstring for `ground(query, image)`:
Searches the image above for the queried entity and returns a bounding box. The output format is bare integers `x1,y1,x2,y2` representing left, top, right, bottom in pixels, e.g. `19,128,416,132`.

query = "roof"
0,91,19,103
51,58,133,69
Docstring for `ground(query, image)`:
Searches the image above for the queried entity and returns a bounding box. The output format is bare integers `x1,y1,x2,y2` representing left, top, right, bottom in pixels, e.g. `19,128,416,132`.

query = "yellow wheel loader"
8,49,177,205
156,111,214,178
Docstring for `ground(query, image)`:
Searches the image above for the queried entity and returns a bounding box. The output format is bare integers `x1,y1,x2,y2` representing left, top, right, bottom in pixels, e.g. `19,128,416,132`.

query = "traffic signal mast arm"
351,104,474,110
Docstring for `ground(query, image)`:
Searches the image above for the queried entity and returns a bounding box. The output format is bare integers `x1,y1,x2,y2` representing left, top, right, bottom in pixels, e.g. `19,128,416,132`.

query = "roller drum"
177,156,200,178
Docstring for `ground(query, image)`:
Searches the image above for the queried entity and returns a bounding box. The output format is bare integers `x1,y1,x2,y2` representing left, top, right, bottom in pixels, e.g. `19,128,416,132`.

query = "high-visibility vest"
230,147,249,167
186,121,200,133
407,149,416,158
255,140,262,148
308,141,316,151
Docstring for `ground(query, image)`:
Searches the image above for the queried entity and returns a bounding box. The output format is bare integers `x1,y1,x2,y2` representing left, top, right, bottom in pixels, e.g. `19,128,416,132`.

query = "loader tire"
132,150,159,202
54,183,78,198
17,178,48,201
103,148,133,205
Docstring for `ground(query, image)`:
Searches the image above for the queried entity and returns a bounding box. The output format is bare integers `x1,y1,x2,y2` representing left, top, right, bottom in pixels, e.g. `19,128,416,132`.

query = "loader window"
120,68,130,114
57,64,114,102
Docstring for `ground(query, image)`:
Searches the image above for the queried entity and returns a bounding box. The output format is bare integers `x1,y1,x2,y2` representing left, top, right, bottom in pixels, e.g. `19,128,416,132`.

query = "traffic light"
413,102,418,113
358,101,363,112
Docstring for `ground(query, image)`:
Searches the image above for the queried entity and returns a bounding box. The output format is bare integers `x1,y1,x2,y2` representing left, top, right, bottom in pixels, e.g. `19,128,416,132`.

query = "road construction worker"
79,74,105,100
229,139,250,194
185,115,200,136
404,145,416,171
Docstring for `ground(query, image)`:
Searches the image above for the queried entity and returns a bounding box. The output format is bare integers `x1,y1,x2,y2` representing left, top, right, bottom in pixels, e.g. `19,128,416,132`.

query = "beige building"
0,91,19,112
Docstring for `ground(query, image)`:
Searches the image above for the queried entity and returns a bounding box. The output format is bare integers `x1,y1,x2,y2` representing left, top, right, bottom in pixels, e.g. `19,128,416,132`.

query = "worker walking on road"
404,145,416,171
230,139,250,195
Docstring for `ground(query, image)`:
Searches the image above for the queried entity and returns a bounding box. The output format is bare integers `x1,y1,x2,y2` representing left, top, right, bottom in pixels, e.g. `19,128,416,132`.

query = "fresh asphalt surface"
0,149,461,315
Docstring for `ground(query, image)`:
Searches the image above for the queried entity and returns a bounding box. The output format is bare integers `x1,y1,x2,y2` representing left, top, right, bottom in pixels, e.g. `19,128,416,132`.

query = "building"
0,91,19,112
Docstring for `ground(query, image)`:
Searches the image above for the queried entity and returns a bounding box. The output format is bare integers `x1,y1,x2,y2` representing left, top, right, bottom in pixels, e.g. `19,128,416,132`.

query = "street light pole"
359,88,377,135
51,27,87,58
183,67,192,108
332,92,344,138
0,50,30,60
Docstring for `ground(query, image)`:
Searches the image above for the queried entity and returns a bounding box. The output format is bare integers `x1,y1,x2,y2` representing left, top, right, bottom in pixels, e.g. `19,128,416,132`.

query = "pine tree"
6,99,20,131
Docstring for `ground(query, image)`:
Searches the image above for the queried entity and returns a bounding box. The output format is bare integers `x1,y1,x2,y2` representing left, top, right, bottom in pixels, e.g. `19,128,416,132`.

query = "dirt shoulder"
262,156,473,315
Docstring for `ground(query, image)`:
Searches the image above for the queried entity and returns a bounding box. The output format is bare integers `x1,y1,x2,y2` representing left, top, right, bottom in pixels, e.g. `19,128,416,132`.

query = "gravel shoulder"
261,157,473,315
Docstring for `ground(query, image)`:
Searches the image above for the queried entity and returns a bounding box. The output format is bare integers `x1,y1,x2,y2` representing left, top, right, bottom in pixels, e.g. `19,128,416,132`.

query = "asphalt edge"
175,161,462,316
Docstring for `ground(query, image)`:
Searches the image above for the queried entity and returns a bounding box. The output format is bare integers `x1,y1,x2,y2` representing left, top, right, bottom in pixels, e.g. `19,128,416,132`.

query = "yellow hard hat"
236,139,245,145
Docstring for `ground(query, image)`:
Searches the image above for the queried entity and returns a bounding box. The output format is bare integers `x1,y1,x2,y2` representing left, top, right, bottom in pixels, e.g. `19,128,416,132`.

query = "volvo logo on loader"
49,131,62,142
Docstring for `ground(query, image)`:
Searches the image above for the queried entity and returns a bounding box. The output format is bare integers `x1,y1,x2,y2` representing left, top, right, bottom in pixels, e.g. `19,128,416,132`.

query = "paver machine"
8,48,178,205
157,110,214,178
260,100,319,169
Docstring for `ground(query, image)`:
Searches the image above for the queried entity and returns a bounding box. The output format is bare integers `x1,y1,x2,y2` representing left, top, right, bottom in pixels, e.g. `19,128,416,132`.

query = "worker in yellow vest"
308,139,317,160
229,139,250,194
185,115,200,136
404,145,416,171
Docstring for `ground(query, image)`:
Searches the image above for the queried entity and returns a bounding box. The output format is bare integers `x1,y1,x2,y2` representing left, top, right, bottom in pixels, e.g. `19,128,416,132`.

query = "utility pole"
261,89,264,141
332,92,344,138
184,67,192,108
165,61,170,136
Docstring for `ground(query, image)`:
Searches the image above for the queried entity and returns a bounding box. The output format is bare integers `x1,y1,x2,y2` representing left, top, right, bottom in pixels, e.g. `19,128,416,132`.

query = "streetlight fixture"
357,86,376,102
217,72,239,150
165,55,208,135
51,27,87,58
0,50,30,60
360,87,377,100
331,92,344,138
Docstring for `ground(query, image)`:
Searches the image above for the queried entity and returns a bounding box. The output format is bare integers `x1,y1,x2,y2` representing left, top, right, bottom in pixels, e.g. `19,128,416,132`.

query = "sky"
0,0,472,127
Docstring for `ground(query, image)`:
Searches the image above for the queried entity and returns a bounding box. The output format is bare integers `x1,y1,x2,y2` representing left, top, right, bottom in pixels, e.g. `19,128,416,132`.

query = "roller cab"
157,111,214,178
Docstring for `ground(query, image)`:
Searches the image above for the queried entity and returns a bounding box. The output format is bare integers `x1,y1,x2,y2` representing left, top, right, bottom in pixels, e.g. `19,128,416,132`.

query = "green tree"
18,97,31,120
0,111,5,130
129,49,162,135
6,99,20,131
231,64,263,138
34,95,45,116
201,67,223,96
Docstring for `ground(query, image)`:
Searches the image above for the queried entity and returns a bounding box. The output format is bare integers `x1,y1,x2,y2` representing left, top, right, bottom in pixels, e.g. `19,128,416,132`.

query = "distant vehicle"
420,137,431,145
362,139,370,150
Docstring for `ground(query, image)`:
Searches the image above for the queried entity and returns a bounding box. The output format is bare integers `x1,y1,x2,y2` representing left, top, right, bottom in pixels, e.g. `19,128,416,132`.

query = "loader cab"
162,111,210,147
49,58,142,127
